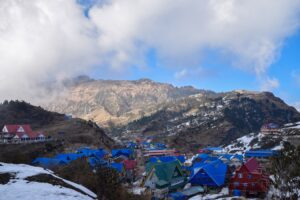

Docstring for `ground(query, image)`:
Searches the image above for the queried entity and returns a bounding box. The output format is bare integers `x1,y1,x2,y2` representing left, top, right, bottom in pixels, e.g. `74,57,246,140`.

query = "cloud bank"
0,0,300,102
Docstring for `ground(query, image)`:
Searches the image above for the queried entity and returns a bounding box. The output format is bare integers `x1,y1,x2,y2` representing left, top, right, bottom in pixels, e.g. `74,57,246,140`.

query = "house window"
247,174,252,179
243,183,248,187
173,170,179,177
251,183,255,187
233,182,239,187
238,173,243,178
17,126,25,132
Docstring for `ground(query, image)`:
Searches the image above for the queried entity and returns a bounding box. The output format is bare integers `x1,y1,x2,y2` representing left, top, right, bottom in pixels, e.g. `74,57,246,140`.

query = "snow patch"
0,162,97,199
189,187,229,200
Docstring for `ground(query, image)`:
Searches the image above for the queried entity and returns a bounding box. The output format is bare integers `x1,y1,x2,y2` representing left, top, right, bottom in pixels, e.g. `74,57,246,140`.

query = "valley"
1,78,300,200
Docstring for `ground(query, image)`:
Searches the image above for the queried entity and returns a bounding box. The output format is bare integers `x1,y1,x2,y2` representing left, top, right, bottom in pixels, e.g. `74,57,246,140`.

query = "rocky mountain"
114,90,300,152
44,77,300,151
45,76,207,127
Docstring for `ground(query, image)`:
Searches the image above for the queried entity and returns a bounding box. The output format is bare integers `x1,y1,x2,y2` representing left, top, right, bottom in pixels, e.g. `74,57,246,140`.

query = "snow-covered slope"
0,162,97,200
224,132,285,154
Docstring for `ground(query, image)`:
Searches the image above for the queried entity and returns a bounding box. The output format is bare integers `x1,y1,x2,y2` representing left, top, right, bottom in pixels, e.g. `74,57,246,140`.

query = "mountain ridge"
45,77,209,126
113,90,300,151
43,77,300,151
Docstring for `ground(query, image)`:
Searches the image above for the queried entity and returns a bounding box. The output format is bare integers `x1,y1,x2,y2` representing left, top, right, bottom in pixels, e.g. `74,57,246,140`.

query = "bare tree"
269,143,300,199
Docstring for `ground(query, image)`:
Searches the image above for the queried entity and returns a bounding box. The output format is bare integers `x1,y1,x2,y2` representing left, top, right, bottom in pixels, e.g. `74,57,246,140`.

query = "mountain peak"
136,78,153,83
44,78,204,126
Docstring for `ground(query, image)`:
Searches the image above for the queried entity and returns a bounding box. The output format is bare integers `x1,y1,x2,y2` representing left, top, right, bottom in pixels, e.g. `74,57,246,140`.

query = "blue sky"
132,32,300,106
77,0,300,108
90,28,300,107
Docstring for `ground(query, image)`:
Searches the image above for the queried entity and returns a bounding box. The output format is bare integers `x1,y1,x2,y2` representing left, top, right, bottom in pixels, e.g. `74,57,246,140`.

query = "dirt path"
136,148,145,180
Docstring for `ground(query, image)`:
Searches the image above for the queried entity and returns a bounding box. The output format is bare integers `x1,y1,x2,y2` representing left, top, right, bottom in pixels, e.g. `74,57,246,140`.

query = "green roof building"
143,160,186,199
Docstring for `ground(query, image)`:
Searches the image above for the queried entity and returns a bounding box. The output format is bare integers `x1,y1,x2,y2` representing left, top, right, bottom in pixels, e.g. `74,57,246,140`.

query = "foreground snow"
189,188,229,200
0,162,97,200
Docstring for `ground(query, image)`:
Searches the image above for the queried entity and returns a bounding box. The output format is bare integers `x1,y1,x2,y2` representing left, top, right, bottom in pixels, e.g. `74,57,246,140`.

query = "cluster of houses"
0,124,48,144
138,143,278,199
30,137,278,199
32,146,138,183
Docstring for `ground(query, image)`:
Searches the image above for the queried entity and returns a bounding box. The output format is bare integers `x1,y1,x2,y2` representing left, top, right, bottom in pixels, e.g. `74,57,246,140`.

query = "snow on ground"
283,121,300,129
0,179,95,200
272,141,284,150
224,133,260,154
0,162,52,179
189,187,229,200
0,162,97,200
291,124,300,129
130,179,146,195
185,154,199,165
130,187,146,195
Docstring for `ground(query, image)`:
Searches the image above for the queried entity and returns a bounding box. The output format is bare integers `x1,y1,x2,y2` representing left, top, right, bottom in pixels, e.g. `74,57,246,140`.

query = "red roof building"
123,160,137,170
229,158,270,197
2,124,45,141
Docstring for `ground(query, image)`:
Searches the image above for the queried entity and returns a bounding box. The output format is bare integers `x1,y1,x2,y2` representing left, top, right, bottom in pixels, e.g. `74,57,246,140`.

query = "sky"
0,0,300,109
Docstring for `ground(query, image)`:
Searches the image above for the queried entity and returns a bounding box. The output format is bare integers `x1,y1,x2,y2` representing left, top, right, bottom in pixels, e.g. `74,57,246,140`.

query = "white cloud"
0,0,99,102
1,0,300,101
174,69,188,80
89,0,300,75
260,77,280,91
174,67,214,80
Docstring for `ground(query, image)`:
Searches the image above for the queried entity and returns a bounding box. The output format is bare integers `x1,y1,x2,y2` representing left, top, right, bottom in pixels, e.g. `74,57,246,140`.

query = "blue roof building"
76,148,108,159
88,157,109,168
189,159,227,187
168,192,185,200
54,153,84,163
32,157,68,168
219,154,243,161
111,149,133,158
168,186,205,200
109,162,125,173
176,155,186,163
148,155,185,164
127,142,137,149
192,154,218,164
154,143,167,149
245,150,278,158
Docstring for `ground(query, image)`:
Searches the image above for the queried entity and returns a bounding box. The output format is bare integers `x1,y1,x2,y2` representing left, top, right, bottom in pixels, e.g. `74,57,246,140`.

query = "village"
0,122,288,200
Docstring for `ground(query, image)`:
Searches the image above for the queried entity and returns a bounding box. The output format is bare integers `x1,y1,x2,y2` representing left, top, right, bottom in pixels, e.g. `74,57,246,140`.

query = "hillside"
0,101,115,163
45,76,207,126
114,90,300,151
219,121,300,156
42,77,300,151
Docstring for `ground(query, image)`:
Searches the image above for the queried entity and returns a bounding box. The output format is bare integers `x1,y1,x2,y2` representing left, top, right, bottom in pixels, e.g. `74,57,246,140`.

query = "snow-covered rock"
0,162,97,200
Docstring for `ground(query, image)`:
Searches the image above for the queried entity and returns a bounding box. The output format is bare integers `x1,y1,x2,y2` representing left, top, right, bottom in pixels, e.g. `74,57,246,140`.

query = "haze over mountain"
45,76,207,126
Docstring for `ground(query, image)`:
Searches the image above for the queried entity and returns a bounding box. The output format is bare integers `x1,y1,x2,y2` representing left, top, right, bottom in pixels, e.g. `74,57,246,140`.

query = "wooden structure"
229,158,269,197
